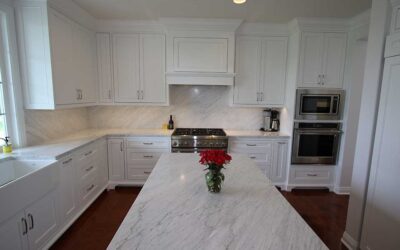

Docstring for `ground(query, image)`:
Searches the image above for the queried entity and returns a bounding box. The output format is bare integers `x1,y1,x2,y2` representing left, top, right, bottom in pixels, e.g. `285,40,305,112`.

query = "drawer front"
230,140,272,153
126,137,170,149
126,167,153,180
126,149,162,166
78,162,98,180
79,172,98,204
291,168,332,185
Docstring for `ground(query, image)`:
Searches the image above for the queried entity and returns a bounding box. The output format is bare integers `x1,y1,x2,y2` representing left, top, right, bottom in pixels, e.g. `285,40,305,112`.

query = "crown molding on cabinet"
288,17,350,33
48,0,96,30
236,22,289,36
348,10,370,31
159,18,243,32
391,0,400,7
96,20,165,33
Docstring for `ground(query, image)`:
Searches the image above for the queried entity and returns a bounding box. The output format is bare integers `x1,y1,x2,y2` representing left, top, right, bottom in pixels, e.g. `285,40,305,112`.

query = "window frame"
0,2,26,148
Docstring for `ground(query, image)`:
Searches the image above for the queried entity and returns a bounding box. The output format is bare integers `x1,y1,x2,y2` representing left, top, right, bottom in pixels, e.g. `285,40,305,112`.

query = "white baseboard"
342,231,359,250
333,186,351,195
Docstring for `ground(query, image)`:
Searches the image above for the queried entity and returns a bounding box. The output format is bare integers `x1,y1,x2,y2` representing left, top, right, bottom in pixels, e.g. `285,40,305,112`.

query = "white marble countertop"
108,154,327,250
9,129,290,160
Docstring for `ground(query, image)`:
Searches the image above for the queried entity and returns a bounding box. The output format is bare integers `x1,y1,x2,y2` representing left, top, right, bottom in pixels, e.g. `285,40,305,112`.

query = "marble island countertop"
108,154,327,250
10,129,290,160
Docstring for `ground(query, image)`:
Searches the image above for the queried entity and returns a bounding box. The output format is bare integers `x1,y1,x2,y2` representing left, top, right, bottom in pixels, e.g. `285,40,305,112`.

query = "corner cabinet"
112,33,167,104
15,2,97,109
233,36,288,107
229,137,289,188
297,32,347,88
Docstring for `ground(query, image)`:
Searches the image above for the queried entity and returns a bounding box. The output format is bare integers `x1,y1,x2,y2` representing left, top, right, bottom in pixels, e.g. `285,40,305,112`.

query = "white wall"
342,0,391,248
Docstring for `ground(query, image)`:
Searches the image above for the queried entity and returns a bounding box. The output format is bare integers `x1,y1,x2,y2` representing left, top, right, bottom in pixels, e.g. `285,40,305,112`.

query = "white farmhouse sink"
0,157,58,223
0,159,55,187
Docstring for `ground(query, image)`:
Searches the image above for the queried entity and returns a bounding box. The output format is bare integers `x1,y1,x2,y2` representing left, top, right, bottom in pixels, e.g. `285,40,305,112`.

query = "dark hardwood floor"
51,187,349,250
280,189,349,250
51,187,141,250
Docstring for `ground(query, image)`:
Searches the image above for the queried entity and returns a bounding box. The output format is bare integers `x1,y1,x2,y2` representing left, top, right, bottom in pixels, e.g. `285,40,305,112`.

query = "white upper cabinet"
96,33,113,103
112,33,167,104
234,36,288,106
298,32,347,88
113,34,141,103
234,37,261,105
140,34,166,103
16,2,97,109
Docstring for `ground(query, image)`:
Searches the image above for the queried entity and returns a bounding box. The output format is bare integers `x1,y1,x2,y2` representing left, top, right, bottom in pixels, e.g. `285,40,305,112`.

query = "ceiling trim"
159,18,243,32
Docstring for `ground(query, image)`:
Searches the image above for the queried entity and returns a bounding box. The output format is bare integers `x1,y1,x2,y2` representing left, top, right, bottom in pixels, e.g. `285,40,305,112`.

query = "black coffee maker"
270,110,280,132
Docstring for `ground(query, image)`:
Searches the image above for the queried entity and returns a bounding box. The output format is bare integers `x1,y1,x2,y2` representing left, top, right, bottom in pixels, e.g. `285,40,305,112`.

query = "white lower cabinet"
108,138,125,181
57,156,77,228
108,137,170,187
288,165,335,191
229,137,289,187
0,191,58,250
0,211,28,250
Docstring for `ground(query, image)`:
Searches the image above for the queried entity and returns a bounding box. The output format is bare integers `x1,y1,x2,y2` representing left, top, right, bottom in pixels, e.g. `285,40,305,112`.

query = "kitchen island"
108,154,327,250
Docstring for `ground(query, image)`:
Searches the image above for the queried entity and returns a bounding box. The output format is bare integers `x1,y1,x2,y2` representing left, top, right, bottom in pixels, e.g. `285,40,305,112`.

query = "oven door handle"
295,130,342,135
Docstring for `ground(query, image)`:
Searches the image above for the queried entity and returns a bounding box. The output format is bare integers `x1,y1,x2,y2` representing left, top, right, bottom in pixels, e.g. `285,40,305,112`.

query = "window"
0,3,26,148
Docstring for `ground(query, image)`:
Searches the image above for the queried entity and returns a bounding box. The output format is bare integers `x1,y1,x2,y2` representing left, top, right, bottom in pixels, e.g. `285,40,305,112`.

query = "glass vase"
205,168,225,193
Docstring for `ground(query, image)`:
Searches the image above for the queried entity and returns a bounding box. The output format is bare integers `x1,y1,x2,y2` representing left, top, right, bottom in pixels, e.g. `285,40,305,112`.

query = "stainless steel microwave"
295,89,345,120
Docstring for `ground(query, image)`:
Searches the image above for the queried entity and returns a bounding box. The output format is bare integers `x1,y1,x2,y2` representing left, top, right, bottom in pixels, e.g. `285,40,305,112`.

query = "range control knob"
172,141,178,146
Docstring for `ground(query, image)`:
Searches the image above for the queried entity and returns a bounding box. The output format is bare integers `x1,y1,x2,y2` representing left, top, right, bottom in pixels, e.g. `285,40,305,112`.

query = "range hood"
161,18,242,86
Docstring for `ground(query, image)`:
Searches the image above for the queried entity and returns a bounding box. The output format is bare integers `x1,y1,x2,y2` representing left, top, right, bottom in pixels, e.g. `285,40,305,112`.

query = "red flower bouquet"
199,150,232,193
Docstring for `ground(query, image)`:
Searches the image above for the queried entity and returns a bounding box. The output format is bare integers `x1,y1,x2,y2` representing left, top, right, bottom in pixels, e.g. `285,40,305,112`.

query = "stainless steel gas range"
171,128,228,153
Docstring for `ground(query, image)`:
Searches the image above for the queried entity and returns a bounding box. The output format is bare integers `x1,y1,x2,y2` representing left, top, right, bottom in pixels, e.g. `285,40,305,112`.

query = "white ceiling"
72,0,372,22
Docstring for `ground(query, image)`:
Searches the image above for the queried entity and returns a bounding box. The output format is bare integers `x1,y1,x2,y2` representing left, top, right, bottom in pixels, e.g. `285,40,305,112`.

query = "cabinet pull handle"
261,92,264,102
307,174,318,177
321,74,325,85
108,89,112,99
143,155,153,158
27,214,34,230
256,92,259,102
80,90,83,100
246,144,257,147
317,75,321,85
249,156,256,159
144,171,152,174
143,142,153,145
137,90,140,99
21,218,28,235
87,184,95,192
85,166,94,172
141,90,144,100
84,150,93,156
278,142,286,145
62,158,72,165
120,142,124,152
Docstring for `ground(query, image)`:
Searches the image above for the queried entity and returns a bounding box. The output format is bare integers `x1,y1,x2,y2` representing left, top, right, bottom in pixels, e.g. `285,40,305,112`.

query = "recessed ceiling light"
233,0,246,4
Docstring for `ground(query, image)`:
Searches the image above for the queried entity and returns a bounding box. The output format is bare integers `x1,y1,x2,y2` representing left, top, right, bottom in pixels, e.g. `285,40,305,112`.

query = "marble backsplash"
88,85,265,130
24,108,90,146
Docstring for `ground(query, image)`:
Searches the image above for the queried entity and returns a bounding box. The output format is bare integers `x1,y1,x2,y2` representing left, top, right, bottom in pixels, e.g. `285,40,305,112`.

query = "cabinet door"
48,9,77,105
260,37,287,105
360,56,400,249
97,139,109,187
140,34,166,103
234,37,261,105
113,34,140,103
73,24,97,103
58,156,77,227
0,212,28,250
322,33,347,88
108,138,125,181
97,33,113,103
298,32,324,87
26,192,58,250
270,141,288,184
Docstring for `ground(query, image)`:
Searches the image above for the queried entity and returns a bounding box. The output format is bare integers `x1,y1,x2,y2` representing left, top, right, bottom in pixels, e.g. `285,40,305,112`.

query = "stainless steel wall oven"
291,122,342,165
